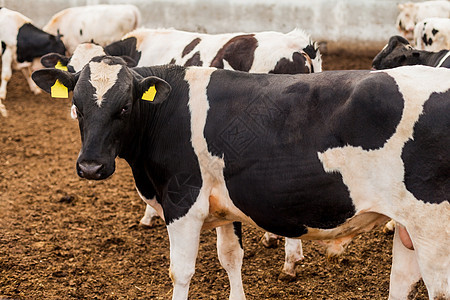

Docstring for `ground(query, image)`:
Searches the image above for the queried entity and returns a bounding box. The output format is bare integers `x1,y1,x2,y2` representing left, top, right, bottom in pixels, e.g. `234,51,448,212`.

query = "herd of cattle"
1,1,449,299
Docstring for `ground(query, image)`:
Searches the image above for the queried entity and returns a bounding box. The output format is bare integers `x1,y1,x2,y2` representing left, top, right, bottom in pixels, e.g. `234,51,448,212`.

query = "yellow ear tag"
51,79,69,98
142,85,156,102
55,60,68,71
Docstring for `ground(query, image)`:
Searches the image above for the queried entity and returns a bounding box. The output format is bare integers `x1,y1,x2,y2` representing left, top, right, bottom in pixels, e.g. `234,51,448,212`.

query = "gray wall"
1,0,420,53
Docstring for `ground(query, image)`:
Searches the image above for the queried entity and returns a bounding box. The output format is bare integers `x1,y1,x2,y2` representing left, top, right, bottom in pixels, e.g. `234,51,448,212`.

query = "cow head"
32,55,171,180
41,42,137,73
396,2,418,40
372,35,422,70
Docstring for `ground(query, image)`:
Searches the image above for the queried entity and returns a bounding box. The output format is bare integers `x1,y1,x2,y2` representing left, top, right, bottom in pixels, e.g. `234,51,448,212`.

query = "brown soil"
0,53,428,299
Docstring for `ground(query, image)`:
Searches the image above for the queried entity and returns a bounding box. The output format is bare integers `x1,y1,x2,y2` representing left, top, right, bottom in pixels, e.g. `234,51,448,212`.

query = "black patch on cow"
269,52,310,74
203,70,395,237
169,58,176,64
16,23,66,63
233,222,243,249
1,41,6,55
402,90,450,204
184,51,203,66
210,34,258,72
182,37,201,58
432,28,439,36
79,29,83,36
104,37,142,65
422,33,433,46
303,44,317,59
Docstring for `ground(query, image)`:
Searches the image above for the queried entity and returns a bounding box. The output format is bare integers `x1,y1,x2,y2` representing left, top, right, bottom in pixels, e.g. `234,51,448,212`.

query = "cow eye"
120,104,130,116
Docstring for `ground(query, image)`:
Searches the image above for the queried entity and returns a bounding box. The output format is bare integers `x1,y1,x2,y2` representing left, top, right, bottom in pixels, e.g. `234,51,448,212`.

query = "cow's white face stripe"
88,61,122,107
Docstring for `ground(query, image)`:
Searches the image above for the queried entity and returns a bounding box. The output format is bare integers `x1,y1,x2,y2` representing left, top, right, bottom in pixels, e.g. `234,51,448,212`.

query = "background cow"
40,27,322,280
0,7,65,117
396,0,450,43
43,4,141,55
32,57,450,300
372,35,450,70
414,17,450,51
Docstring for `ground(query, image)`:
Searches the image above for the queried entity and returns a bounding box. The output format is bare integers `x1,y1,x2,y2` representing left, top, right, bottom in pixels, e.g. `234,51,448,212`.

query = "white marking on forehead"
88,61,122,107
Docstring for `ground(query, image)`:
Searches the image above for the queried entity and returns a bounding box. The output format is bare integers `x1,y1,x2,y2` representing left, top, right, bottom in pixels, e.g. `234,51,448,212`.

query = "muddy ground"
0,52,428,299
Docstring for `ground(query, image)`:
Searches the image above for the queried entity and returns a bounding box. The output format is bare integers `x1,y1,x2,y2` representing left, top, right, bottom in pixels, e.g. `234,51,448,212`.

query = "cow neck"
121,66,189,174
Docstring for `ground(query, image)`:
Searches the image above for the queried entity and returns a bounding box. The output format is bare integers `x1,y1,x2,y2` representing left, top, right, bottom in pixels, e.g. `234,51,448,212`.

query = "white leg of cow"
216,223,245,300
140,204,160,227
20,66,41,95
166,190,209,300
281,238,304,279
0,47,14,117
388,226,421,300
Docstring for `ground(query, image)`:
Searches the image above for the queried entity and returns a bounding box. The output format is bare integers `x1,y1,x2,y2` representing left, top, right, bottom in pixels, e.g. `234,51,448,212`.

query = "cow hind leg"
140,204,160,227
20,66,41,95
279,238,304,281
216,222,245,300
388,226,421,300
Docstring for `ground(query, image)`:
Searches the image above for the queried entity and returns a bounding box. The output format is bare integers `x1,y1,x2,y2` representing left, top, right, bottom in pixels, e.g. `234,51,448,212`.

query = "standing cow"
396,0,450,42
414,17,450,51
32,56,450,300
43,4,141,55
40,27,322,280
0,7,65,117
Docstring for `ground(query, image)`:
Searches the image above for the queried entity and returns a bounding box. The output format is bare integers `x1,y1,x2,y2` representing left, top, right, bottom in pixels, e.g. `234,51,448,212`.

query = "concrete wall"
0,0,424,53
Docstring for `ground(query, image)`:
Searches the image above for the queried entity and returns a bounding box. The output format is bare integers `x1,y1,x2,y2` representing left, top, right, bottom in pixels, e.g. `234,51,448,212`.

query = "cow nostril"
77,162,104,180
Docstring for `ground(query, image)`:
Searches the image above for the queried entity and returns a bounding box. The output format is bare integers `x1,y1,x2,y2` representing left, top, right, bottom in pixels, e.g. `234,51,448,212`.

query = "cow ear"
120,56,137,68
32,68,76,98
41,53,69,69
138,76,171,104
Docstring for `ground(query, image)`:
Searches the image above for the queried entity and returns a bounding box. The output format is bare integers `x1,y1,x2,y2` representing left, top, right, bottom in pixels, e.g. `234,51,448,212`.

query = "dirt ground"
0,52,428,299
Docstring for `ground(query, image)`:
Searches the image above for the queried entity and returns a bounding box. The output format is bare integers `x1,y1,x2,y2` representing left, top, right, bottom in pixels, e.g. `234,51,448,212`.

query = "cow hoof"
382,220,395,234
278,271,296,282
139,217,160,228
260,235,278,248
0,104,7,117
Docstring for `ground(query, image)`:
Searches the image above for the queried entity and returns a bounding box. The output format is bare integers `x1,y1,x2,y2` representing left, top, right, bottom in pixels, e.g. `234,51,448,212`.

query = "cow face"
396,3,418,40
32,55,171,180
372,35,422,70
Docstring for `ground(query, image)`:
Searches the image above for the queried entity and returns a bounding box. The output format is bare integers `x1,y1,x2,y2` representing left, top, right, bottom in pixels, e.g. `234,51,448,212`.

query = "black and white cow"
43,4,141,55
414,17,450,51
372,35,450,70
42,28,321,74
32,56,450,299
40,28,322,279
0,7,65,117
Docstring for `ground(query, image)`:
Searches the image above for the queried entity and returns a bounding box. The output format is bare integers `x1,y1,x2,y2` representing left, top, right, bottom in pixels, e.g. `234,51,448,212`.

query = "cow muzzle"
77,161,108,180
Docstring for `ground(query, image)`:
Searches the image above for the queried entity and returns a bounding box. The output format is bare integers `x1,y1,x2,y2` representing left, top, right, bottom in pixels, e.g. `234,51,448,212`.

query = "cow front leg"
216,222,245,300
0,47,14,117
388,225,421,300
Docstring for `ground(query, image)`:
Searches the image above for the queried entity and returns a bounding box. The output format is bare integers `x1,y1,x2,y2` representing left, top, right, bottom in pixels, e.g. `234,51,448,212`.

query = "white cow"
0,7,65,117
414,17,450,51
396,0,450,42
43,4,141,55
